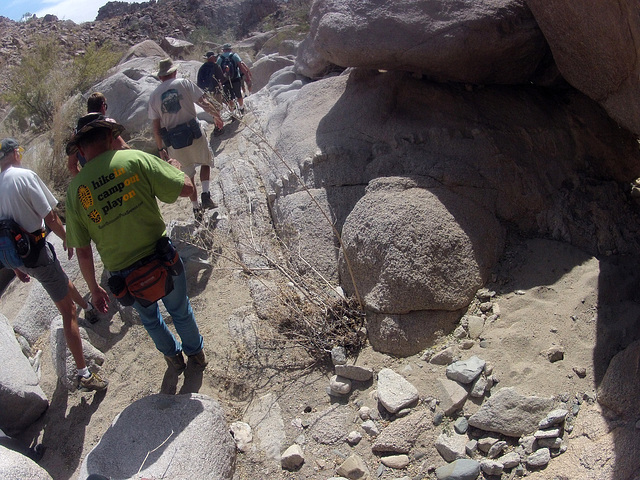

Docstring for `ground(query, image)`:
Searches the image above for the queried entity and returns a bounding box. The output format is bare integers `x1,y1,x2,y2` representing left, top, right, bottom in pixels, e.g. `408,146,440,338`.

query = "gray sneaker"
188,350,208,369
165,351,186,373
201,192,217,210
78,372,108,392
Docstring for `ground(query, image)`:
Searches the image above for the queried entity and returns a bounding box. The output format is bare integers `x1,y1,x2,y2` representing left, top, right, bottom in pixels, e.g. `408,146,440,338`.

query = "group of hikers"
0,43,253,407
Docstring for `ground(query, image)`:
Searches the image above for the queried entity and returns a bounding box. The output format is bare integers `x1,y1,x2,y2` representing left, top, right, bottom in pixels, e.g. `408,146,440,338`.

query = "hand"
159,149,170,161
214,116,224,130
166,158,183,170
67,247,74,260
91,286,110,314
14,269,30,283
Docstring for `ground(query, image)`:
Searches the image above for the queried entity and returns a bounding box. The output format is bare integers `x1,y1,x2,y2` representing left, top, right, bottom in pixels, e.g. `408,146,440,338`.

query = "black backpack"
219,54,238,82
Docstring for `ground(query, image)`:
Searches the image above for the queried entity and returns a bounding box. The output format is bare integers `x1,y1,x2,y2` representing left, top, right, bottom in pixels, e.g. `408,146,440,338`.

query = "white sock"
192,200,200,208
77,367,90,378
201,181,210,193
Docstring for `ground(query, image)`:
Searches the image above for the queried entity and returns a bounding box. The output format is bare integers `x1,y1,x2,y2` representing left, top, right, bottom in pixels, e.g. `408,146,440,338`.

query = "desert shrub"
2,36,65,130
2,35,123,132
71,41,122,93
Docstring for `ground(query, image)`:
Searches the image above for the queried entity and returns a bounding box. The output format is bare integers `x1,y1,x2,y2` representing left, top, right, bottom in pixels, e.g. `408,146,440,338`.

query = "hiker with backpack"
149,57,225,221
216,43,252,118
197,51,225,108
0,138,108,392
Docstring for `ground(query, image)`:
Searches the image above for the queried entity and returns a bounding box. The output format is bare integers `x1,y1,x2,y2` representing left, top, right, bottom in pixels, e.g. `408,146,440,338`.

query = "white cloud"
33,0,147,24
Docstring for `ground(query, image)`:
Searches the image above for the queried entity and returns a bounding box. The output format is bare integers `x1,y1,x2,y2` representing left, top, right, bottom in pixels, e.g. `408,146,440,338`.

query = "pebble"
465,439,478,456
446,356,486,384
497,451,521,469
480,459,504,476
433,411,444,426
331,346,347,365
329,375,352,395
359,406,372,420
572,366,587,378
526,448,551,468
336,454,369,479
361,419,380,436
544,345,565,362
280,444,304,470
487,440,507,458
334,364,374,382
431,347,457,365
454,417,469,434
346,431,362,445
539,409,569,428
534,428,561,439
381,454,410,469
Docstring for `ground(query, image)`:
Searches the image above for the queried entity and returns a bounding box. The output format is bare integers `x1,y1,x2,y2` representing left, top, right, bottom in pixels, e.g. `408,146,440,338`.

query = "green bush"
1,35,123,132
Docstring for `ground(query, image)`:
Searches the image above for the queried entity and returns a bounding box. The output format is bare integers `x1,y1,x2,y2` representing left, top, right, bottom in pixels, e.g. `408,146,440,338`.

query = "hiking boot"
193,208,203,222
189,350,208,369
164,351,186,373
201,192,217,210
78,372,108,392
85,302,99,324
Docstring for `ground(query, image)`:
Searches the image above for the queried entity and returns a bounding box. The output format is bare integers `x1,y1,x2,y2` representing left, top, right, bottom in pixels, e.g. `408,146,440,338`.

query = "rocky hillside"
0,0,309,100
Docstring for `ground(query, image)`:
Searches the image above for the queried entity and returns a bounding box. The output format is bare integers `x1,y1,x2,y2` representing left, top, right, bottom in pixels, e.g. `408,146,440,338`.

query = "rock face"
0,446,52,480
296,0,553,84
255,66,640,355
526,0,640,136
79,393,236,479
0,315,48,435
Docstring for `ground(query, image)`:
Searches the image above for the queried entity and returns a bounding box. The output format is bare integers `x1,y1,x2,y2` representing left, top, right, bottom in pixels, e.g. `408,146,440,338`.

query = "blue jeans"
132,265,203,357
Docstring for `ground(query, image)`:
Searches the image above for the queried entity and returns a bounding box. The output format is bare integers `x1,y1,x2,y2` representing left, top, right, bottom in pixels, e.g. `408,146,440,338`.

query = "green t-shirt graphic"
66,149,184,271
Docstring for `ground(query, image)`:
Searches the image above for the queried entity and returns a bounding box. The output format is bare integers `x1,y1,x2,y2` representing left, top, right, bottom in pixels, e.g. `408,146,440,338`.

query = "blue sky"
1,0,147,24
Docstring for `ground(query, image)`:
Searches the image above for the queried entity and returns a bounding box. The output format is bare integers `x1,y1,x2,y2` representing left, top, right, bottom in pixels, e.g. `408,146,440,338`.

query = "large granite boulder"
251,54,296,93
0,446,52,480
340,176,504,314
296,0,552,84
597,340,640,418
79,393,236,479
0,315,48,435
526,0,640,136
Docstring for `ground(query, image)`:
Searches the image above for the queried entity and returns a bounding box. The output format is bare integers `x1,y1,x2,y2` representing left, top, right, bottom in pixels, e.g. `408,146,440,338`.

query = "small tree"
2,36,64,130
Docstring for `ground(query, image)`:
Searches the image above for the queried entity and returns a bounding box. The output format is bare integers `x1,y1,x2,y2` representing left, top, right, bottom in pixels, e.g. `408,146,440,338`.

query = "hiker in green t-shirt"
66,114,207,373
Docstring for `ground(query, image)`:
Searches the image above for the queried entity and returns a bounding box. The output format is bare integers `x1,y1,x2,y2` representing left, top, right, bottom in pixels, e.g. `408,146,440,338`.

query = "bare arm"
180,174,194,198
43,210,72,258
152,119,170,161
196,95,224,129
76,245,109,313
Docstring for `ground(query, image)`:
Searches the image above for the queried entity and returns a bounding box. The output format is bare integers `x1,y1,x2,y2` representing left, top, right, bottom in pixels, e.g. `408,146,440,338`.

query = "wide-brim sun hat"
156,57,178,77
67,113,125,152
222,43,232,50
